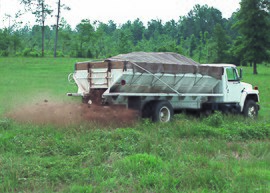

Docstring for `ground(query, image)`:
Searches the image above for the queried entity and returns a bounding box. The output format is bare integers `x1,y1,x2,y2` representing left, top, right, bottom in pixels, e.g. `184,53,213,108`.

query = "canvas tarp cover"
107,52,223,79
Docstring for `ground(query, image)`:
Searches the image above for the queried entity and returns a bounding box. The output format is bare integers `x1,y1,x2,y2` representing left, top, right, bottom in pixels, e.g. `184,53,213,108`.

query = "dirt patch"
6,99,139,127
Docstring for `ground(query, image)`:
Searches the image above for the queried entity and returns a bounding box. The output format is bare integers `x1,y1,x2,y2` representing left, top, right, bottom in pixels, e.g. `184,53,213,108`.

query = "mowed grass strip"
0,57,269,192
0,57,86,115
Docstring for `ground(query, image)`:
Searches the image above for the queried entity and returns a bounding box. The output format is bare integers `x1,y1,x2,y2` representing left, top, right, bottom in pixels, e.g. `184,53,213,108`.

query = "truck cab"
202,64,260,118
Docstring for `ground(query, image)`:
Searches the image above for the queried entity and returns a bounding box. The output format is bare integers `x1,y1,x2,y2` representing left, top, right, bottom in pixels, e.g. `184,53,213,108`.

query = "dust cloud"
6,99,139,127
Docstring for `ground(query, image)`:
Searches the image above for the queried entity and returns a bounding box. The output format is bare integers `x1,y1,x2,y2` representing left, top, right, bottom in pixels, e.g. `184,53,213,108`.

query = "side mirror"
239,68,243,80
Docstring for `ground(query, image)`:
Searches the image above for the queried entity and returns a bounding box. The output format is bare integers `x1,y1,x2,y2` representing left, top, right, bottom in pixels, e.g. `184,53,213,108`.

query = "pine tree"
21,0,53,57
211,24,229,63
237,0,270,74
189,34,197,57
54,0,70,57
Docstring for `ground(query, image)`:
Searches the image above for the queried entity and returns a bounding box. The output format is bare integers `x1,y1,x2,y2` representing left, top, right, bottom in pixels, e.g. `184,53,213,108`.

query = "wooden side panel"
90,62,108,68
75,62,90,70
110,61,124,69
75,61,124,70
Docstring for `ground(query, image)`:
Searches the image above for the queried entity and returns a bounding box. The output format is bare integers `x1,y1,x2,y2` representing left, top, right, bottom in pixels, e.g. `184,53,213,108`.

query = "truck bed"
68,52,224,99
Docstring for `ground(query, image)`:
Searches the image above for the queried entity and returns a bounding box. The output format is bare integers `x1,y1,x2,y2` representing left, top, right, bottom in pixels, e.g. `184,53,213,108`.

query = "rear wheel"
141,101,154,119
243,100,258,119
152,101,174,122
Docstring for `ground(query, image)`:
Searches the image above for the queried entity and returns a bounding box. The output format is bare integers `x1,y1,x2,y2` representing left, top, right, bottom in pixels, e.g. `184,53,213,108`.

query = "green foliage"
117,30,133,54
69,185,93,193
236,0,270,74
114,153,163,175
0,29,10,56
22,48,42,57
0,118,11,130
2,2,269,67
189,34,197,57
210,24,230,63
180,4,224,38
205,111,224,127
0,50,9,56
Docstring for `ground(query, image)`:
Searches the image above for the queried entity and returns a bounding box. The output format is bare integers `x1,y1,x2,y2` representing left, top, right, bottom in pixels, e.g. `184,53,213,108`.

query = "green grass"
0,57,269,192
0,57,88,115
240,64,270,118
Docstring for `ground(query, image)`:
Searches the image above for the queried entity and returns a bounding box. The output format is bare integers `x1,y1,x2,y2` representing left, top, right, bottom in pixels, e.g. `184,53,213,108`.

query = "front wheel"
152,101,174,122
243,100,258,119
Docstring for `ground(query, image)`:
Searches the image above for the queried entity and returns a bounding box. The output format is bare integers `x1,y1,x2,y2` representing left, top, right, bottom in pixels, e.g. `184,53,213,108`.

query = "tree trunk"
54,0,61,58
41,1,45,57
253,61,258,74
198,45,201,63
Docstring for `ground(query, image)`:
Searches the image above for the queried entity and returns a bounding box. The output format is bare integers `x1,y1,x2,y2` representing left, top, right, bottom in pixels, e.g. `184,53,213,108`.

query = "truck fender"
239,92,248,112
240,92,259,112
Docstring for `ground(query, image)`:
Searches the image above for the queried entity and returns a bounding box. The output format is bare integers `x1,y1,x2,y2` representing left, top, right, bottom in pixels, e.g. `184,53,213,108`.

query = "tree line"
0,0,269,74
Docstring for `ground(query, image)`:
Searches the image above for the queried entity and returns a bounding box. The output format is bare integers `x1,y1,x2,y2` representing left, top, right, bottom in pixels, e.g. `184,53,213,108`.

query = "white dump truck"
67,52,260,122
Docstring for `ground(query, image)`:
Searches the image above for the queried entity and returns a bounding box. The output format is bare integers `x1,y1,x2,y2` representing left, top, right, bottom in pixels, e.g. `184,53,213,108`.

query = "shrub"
56,51,65,57
0,50,9,56
0,119,11,130
22,48,41,57
205,111,224,127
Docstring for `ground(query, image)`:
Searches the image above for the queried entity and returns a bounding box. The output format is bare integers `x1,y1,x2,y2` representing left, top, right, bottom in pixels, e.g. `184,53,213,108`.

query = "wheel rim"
68,73,75,84
248,105,256,118
159,106,170,122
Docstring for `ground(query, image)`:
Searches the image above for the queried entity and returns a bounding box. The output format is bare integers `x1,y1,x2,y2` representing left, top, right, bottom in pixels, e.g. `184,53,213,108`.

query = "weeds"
1,115,269,192
0,118,11,130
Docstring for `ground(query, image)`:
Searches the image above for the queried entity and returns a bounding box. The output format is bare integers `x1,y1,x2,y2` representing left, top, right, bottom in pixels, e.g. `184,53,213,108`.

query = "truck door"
225,67,243,102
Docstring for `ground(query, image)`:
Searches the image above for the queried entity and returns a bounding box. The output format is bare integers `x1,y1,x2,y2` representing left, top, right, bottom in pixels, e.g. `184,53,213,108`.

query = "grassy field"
0,57,269,192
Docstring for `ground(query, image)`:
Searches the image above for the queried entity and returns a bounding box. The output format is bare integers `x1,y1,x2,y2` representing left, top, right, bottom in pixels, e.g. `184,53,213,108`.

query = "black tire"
141,101,155,119
152,101,174,122
243,100,258,118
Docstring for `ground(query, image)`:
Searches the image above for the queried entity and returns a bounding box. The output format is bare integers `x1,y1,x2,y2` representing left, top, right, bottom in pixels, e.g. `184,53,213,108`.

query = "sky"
0,0,241,28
